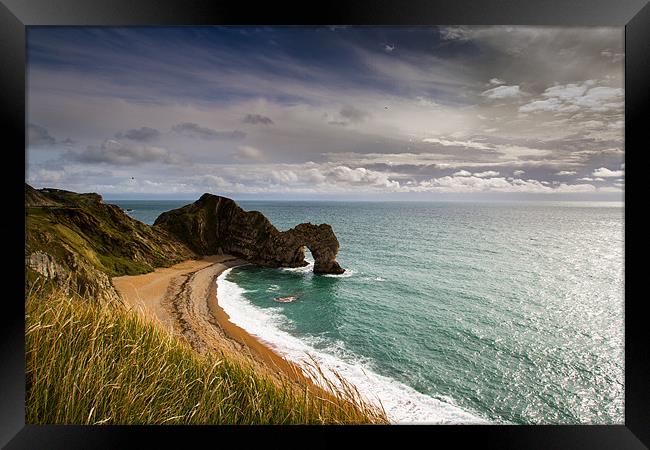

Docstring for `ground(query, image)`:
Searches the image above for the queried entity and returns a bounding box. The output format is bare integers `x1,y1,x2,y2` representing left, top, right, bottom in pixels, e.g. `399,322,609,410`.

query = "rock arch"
154,193,345,275
282,223,345,274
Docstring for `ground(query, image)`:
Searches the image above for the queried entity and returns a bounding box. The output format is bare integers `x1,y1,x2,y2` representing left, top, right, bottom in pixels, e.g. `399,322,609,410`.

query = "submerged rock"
154,193,345,275
274,296,297,303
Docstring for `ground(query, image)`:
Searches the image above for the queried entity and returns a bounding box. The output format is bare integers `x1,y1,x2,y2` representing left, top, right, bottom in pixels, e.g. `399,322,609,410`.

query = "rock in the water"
285,223,345,274
154,193,345,275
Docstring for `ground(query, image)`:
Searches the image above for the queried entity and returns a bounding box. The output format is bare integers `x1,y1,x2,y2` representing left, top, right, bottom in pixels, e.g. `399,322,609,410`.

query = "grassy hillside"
25,185,387,424
25,288,388,425
25,184,195,302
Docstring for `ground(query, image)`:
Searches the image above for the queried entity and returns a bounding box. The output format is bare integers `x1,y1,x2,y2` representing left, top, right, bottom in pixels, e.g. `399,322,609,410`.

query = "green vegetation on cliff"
25,185,385,424
26,288,387,424
25,184,194,302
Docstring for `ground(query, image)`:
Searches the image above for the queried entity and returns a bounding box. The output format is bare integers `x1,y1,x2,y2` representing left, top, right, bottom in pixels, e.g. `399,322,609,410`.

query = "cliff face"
25,184,196,302
26,186,344,303
154,194,345,274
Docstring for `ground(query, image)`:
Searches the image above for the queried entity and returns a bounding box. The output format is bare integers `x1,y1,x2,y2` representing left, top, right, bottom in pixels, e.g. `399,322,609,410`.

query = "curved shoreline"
113,255,486,424
215,264,491,425
112,255,318,387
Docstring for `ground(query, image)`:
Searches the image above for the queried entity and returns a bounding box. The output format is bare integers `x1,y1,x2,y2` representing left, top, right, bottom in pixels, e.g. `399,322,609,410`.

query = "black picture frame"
3,0,648,448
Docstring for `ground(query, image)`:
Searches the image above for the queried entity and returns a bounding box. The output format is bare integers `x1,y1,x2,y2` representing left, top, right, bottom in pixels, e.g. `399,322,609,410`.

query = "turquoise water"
112,200,624,424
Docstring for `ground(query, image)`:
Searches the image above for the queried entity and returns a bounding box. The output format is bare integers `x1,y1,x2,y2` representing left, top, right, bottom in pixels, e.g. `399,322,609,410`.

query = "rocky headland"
25,185,344,302
154,193,345,275
25,184,196,302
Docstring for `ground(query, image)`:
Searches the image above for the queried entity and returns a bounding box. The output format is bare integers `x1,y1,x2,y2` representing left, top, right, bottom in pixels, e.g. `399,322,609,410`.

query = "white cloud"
520,81,623,113
415,96,439,107
519,97,579,113
578,177,593,181
269,169,299,184
574,86,623,110
33,168,65,183
554,183,598,192
323,150,569,169
420,175,512,191
439,27,472,41
422,137,493,151
30,159,623,197
187,163,403,193
592,167,624,178
601,49,624,63
581,120,604,129
329,166,400,188
556,170,577,176
26,27,624,199
411,174,599,194
543,83,590,100
481,85,520,99
195,174,231,189
597,186,623,192
473,170,500,178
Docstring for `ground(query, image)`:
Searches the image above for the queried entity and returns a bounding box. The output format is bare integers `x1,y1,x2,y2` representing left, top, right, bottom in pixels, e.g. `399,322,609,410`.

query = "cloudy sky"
26,26,624,200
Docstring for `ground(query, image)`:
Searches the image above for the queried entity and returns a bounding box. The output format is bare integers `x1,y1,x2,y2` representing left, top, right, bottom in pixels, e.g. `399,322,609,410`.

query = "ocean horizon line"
104,197,624,205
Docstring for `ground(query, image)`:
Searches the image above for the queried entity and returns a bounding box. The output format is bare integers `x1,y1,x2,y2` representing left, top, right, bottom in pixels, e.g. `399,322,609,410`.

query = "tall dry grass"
25,288,388,425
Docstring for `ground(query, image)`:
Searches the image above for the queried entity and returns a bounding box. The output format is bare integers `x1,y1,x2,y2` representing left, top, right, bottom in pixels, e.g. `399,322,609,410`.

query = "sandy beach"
112,255,308,384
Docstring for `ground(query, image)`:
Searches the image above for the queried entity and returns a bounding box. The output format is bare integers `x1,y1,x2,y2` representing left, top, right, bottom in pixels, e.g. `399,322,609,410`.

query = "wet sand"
112,255,308,384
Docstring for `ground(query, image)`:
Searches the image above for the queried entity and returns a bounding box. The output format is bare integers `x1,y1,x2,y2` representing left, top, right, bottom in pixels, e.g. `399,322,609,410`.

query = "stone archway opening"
287,223,345,275
155,194,345,275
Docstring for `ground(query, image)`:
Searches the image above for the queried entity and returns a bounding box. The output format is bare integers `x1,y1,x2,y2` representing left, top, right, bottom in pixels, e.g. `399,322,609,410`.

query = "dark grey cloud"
115,126,161,141
339,105,369,123
242,114,274,125
25,27,623,198
65,139,178,165
28,123,56,146
171,122,246,140
327,105,370,126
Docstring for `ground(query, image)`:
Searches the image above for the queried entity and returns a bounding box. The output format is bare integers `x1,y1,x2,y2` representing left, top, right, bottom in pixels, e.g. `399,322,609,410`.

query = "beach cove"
112,255,313,388
115,199,624,425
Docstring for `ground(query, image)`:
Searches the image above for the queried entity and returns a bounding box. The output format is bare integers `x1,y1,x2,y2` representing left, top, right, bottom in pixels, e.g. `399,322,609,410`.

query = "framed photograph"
4,0,649,447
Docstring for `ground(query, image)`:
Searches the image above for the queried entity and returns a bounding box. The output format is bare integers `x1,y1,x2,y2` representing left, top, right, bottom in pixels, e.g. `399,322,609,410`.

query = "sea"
111,199,624,425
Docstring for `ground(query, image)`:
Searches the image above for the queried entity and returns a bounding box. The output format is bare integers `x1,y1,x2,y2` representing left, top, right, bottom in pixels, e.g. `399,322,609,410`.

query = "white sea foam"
217,267,489,424
280,261,314,274
281,260,356,278
322,268,356,278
